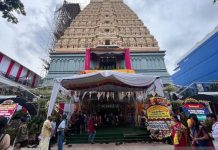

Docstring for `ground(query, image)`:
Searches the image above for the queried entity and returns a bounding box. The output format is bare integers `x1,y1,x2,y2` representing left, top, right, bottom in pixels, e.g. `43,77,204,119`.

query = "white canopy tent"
47,70,164,116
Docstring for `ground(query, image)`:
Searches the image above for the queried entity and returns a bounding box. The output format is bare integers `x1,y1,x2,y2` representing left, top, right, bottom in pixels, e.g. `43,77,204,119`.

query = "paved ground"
10,143,173,150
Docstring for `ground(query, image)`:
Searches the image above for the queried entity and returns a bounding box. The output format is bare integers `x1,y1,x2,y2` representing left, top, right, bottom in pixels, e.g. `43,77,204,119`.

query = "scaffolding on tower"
53,0,81,41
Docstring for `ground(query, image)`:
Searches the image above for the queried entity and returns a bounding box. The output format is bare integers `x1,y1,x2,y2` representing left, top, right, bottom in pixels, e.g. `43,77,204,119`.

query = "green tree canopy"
0,0,26,24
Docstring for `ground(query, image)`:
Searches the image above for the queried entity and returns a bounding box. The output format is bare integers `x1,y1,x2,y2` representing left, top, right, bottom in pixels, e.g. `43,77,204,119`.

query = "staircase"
66,127,150,144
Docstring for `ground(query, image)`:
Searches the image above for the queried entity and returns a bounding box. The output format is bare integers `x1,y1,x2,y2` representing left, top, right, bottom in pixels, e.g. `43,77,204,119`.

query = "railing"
0,71,32,87
176,82,218,99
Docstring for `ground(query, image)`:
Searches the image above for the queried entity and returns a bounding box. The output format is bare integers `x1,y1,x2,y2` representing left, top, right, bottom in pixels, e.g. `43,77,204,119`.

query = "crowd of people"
169,112,218,150
0,111,99,150
0,114,67,150
38,115,67,150
1,109,218,150
68,111,133,144
69,111,134,132
0,116,29,150
69,111,98,144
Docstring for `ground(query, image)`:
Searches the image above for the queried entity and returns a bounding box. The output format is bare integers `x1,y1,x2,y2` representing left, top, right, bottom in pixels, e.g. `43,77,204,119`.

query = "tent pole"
134,96,138,127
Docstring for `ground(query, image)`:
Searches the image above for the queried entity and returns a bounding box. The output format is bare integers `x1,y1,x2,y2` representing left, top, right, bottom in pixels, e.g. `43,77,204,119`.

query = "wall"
44,51,171,85
131,51,171,84
172,32,218,86
44,53,85,85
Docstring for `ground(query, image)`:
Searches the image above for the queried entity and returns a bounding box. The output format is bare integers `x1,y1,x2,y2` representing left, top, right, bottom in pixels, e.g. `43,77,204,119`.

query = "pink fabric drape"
84,48,91,70
0,53,3,63
125,48,132,69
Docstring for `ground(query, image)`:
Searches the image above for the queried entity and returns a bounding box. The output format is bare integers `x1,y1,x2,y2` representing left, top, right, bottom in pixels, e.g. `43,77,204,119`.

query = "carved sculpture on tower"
45,0,171,86
54,0,159,51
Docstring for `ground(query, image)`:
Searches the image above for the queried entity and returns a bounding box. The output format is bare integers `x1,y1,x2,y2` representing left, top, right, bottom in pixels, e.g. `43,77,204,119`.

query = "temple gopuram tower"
44,0,170,85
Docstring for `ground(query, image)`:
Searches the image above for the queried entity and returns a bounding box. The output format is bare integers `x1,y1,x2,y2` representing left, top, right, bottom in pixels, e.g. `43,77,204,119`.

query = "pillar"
125,48,132,69
84,48,91,70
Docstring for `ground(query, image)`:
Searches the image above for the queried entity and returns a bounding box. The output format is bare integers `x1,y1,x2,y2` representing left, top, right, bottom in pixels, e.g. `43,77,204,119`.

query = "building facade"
44,0,170,85
172,26,218,86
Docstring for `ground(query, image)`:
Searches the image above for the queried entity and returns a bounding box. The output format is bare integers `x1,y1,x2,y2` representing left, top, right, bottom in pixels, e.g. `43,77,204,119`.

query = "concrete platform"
10,143,173,150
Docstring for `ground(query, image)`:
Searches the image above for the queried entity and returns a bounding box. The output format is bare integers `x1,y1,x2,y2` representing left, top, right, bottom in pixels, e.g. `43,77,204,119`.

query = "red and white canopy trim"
47,70,164,116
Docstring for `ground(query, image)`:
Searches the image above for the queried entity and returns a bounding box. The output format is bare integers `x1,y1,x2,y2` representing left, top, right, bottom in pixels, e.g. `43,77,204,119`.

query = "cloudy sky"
0,0,218,77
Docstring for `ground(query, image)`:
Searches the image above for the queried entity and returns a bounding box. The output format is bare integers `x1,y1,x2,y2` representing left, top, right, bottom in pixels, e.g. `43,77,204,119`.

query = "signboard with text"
147,105,171,120
148,121,171,130
182,102,210,121
145,97,171,139
0,103,18,119
146,97,171,131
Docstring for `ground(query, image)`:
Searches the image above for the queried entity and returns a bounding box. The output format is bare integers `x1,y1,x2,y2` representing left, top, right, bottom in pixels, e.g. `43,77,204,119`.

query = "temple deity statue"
61,38,68,48
129,37,136,47
146,37,154,47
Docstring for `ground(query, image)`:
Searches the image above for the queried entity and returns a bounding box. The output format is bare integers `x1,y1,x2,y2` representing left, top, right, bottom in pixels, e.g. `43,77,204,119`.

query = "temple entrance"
67,94,148,144
48,70,164,143
90,52,125,70
99,56,116,70
81,95,136,127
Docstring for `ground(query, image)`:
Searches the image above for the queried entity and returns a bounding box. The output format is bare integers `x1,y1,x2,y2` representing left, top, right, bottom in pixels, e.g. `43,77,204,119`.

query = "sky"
0,0,218,77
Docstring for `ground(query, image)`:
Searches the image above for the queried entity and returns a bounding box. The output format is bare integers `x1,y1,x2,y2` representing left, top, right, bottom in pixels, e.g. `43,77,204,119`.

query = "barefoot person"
39,116,52,150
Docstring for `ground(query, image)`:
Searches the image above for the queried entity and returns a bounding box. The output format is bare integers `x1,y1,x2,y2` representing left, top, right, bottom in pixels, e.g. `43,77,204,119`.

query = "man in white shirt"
207,113,218,148
57,115,67,150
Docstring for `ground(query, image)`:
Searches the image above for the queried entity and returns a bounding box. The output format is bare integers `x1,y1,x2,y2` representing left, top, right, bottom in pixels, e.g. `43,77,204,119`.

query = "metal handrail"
177,81,218,96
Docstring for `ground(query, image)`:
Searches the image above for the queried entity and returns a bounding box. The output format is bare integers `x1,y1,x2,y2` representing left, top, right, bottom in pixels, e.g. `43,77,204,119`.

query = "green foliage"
0,0,26,23
164,84,176,93
204,119,213,132
4,125,16,144
36,99,48,121
171,101,183,114
27,116,44,136
51,109,62,123
4,119,22,143
30,86,68,102
12,110,28,119
3,87,66,140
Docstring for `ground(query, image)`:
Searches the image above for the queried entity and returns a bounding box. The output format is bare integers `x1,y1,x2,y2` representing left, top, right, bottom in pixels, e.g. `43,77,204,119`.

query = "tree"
164,84,177,100
0,0,26,24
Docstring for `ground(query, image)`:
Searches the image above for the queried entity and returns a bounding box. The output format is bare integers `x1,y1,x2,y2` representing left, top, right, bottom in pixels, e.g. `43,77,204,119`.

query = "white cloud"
124,0,218,74
0,0,218,77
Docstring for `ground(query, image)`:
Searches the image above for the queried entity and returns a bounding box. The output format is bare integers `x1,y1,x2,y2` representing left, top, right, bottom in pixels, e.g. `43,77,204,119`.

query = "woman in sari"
171,115,187,150
189,114,215,150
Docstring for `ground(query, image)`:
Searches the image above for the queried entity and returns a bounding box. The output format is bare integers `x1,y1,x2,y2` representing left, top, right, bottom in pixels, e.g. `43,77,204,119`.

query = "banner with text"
0,103,18,119
146,97,171,137
182,102,210,121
